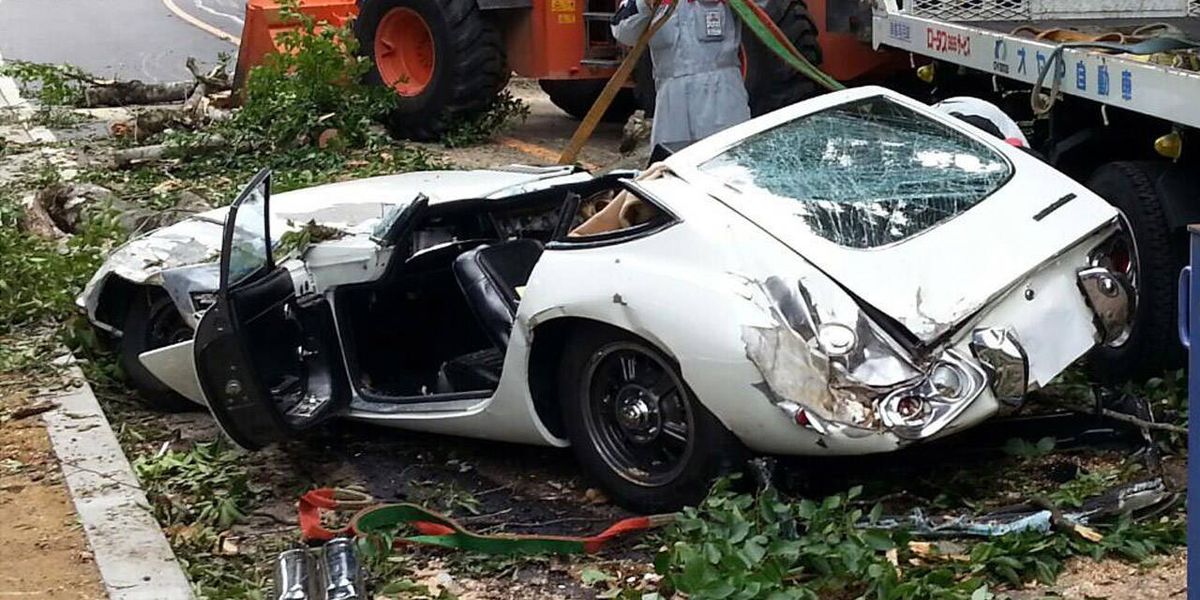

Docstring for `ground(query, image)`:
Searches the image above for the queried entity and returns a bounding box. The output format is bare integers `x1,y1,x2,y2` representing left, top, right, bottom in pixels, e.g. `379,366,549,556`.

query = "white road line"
194,0,245,26
161,0,241,45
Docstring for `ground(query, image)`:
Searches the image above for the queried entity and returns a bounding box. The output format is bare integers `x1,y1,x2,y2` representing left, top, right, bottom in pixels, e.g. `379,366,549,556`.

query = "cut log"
111,144,169,168
19,192,65,240
185,57,232,92
110,107,191,142
111,135,227,168
84,80,196,107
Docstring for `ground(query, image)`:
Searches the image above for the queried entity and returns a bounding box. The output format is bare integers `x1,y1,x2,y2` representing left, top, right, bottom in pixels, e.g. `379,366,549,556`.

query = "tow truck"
871,0,1200,382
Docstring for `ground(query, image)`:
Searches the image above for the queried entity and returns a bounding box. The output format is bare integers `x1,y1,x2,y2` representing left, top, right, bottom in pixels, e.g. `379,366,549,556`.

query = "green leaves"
655,484,907,599
439,91,531,148
132,439,259,530
234,0,399,152
581,567,615,586
648,479,1184,600
0,188,126,337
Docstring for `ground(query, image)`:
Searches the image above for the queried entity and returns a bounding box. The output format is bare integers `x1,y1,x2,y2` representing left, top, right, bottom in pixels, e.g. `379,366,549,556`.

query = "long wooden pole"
557,0,675,165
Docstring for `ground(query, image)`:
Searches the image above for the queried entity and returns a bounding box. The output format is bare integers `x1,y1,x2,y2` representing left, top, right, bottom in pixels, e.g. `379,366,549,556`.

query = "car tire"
538,79,638,123
1084,161,1185,382
119,293,197,413
632,0,822,118
559,326,745,513
356,0,509,141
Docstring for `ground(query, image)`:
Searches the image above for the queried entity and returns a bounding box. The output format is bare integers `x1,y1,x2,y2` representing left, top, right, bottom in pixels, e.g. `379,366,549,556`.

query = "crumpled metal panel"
740,274,922,433
699,97,1010,249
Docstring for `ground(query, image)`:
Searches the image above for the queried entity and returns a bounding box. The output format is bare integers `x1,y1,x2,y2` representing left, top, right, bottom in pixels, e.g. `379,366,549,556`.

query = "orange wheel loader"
235,0,903,140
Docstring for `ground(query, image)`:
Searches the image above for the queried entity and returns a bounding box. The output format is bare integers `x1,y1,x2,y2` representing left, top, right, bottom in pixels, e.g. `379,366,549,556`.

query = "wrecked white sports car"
80,87,1131,510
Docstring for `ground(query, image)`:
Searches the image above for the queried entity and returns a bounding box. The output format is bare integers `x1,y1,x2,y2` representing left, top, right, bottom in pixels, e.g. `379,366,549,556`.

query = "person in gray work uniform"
611,0,751,149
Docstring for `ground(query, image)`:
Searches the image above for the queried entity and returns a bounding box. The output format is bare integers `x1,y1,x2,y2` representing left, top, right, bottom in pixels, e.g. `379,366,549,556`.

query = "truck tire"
356,0,508,141
1084,161,1185,382
539,79,638,122
634,0,823,118
741,0,822,116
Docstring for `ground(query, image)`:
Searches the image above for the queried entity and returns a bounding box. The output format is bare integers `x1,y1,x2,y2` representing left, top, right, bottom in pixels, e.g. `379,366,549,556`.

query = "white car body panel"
108,89,1129,458
138,341,205,405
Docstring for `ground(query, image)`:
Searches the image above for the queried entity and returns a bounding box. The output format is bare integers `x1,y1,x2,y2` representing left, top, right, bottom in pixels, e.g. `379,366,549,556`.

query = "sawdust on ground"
0,384,106,599
1052,552,1185,599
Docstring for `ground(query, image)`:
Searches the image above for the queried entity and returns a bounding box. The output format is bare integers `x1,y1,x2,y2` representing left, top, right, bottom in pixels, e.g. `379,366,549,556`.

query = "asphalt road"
0,0,241,81
0,0,626,166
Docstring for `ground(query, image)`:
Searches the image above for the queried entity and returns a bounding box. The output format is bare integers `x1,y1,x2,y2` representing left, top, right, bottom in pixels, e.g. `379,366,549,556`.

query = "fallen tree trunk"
84,80,196,107
111,135,228,168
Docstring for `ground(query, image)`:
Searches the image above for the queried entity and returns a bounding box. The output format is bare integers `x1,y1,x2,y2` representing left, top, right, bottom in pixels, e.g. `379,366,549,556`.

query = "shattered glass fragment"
699,96,1011,248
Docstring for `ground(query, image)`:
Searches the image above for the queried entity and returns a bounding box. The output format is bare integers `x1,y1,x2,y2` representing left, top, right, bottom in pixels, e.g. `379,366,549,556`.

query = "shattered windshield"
698,96,1011,249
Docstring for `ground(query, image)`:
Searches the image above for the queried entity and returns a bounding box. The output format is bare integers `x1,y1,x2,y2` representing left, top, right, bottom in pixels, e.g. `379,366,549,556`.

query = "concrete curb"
2,52,194,600
40,365,195,600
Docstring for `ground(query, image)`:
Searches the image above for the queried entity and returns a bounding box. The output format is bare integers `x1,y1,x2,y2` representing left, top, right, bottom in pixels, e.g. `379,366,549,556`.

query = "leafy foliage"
133,439,259,529
274,219,347,260
1001,436,1056,459
648,479,1184,600
1136,369,1188,447
0,181,126,337
0,60,91,127
227,0,397,151
0,60,89,106
440,90,531,148
1046,467,1119,509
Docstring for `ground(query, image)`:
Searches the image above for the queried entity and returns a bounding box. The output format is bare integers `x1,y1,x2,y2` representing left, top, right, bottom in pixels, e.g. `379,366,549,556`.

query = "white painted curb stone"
40,364,195,600
1,51,194,600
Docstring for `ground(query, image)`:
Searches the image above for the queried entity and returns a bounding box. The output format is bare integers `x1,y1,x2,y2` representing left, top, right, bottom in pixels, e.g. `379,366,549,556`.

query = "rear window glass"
697,96,1011,248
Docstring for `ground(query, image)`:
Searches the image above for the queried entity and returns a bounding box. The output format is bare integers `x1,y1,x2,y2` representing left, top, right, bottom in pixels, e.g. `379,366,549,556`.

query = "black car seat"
452,239,545,351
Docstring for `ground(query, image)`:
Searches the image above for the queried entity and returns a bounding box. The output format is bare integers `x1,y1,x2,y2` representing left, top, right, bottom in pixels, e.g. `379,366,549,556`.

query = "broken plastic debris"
864,477,1174,539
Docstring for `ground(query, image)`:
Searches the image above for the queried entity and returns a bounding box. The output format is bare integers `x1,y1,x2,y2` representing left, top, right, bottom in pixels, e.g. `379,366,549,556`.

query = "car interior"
332,172,673,403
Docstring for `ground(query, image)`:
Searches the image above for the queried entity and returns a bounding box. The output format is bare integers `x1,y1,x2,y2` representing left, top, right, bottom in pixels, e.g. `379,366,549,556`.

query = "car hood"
78,166,591,315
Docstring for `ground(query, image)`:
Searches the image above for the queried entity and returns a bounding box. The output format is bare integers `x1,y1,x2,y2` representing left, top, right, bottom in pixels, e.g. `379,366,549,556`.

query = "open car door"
193,169,348,449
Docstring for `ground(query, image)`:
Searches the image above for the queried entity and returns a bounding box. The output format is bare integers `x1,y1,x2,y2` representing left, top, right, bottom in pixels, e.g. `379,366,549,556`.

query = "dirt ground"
1049,552,1186,599
0,381,105,599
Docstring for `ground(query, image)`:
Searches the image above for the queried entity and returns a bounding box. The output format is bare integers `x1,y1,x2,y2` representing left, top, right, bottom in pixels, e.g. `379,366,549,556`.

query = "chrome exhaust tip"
321,537,366,600
273,548,320,600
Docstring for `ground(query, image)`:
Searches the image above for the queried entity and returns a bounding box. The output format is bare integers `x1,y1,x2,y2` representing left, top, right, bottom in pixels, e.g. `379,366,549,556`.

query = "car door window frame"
220,168,274,291
547,180,680,250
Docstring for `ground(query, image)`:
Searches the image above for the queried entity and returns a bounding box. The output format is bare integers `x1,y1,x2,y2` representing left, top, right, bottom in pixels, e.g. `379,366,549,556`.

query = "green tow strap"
353,504,593,555
300,488,675,556
728,0,844,92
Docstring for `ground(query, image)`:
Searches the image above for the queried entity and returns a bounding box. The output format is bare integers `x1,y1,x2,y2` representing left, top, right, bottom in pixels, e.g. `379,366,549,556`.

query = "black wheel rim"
1090,210,1139,347
146,299,192,349
579,342,694,487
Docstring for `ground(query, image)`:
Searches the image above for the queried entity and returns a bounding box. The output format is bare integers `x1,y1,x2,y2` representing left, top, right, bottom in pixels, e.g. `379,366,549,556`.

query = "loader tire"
357,0,509,141
633,0,823,118
1084,161,1185,383
538,79,638,122
742,0,823,116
